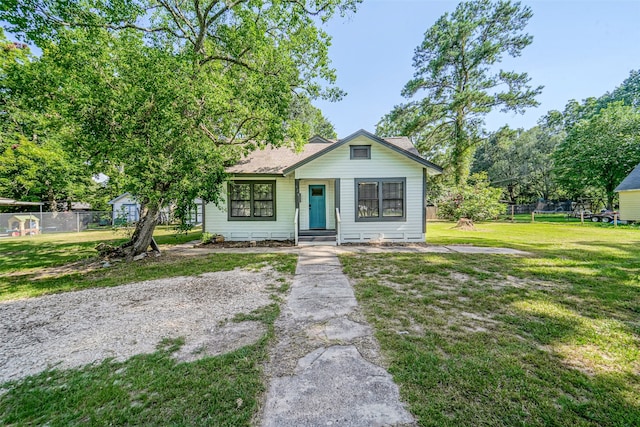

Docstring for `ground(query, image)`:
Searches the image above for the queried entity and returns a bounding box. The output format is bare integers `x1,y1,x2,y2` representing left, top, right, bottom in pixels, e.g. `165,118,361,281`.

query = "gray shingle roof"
226,132,436,175
615,162,640,191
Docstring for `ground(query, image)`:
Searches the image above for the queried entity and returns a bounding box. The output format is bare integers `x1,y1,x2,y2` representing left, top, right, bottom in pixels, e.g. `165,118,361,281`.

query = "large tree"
377,0,541,185
553,102,640,209
0,28,100,210
2,0,358,258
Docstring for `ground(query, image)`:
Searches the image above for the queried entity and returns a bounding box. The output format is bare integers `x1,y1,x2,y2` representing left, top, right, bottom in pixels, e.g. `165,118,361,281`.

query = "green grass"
0,233,297,425
1,326,274,426
503,212,631,224
0,252,297,301
340,222,640,426
0,226,202,274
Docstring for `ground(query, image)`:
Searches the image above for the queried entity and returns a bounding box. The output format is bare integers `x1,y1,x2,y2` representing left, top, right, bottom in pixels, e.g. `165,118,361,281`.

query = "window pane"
383,182,403,199
358,182,379,218
253,200,274,217
231,201,250,217
358,200,379,217
254,183,273,201
382,199,403,217
311,187,323,197
230,183,250,201
382,181,403,217
358,182,378,199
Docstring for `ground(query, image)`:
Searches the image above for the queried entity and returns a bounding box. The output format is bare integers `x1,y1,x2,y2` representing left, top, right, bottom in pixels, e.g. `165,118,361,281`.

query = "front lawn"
340,222,640,426
0,226,202,274
0,238,297,425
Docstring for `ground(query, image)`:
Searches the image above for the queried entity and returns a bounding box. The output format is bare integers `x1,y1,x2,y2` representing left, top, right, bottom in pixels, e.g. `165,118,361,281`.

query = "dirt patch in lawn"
0,268,286,384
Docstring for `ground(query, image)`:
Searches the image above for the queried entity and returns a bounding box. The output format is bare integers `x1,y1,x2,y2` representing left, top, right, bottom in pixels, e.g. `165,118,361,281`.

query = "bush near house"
438,173,504,221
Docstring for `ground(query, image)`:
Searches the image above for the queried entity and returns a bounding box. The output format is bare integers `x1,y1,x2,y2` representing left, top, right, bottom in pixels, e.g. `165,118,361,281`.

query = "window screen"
229,181,275,220
350,145,371,159
355,178,405,221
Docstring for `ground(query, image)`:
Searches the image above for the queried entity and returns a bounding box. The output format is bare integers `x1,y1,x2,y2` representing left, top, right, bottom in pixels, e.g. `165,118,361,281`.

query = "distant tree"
2,0,359,259
377,0,542,185
473,120,564,203
600,69,640,109
290,96,338,140
553,103,640,209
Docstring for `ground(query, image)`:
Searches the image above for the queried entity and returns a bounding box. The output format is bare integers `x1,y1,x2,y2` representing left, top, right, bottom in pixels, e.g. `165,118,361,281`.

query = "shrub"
438,173,503,221
201,232,214,244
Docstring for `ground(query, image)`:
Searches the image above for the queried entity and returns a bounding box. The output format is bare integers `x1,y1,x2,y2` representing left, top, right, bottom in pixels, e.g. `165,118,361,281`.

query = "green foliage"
290,96,338,140
438,172,503,221
1,0,359,255
553,102,640,208
201,232,214,244
472,123,564,203
377,0,542,185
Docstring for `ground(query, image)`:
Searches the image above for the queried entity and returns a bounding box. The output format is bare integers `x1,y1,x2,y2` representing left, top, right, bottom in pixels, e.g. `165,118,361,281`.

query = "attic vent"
350,145,371,160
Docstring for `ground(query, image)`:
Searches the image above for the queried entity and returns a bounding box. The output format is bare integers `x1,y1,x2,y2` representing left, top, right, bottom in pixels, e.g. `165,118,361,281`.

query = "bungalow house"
108,193,203,225
203,129,442,245
615,162,640,222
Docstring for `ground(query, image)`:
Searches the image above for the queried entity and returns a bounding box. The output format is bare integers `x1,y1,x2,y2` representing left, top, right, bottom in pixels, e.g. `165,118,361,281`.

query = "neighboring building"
108,193,141,224
108,193,203,225
203,129,443,245
615,162,640,222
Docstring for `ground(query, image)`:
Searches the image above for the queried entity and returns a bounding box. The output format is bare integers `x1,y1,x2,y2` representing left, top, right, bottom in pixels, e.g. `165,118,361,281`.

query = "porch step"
299,230,337,237
298,234,337,246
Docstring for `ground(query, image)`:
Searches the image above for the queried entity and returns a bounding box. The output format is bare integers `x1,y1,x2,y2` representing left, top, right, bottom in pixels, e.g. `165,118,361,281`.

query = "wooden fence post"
614,213,618,227
531,211,535,223
580,211,584,224
511,205,515,222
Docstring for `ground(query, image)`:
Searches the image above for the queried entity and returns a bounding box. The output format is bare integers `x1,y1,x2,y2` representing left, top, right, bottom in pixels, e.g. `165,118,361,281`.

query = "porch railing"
335,207,341,246
294,208,299,246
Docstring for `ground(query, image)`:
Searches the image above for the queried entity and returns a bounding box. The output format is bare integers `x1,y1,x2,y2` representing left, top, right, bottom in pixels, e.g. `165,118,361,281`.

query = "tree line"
376,0,640,217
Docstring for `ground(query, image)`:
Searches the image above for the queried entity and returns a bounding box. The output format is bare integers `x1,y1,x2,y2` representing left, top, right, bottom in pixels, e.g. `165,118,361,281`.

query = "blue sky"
314,0,640,138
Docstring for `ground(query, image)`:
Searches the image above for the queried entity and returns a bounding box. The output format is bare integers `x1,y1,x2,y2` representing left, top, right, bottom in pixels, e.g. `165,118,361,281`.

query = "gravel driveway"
0,268,285,384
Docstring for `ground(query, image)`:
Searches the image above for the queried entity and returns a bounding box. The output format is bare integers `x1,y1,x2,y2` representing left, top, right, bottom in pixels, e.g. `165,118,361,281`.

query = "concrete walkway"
260,247,415,427
169,243,528,256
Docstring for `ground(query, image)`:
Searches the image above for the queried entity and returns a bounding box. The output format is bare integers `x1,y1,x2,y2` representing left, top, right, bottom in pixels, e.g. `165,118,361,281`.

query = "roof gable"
283,129,442,175
225,129,443,176
108,192,135,205
615,162,640,191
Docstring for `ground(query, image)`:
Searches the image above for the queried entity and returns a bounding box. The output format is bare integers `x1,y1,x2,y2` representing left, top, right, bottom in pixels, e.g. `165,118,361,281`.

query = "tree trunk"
122,202,161,260
452,114,471,186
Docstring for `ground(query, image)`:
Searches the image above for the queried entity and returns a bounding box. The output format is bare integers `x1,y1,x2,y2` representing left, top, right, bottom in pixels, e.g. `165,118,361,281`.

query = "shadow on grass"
0,336,269,425
340,249,640,426
0,229,203,274
0,253,298,301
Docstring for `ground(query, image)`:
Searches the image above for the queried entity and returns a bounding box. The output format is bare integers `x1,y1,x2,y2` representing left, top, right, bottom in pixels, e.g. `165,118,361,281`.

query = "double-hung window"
355,178,405,221
228,181,276,220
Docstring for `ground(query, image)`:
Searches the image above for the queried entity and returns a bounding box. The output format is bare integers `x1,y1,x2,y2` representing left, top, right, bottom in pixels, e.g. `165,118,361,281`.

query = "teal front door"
309,185,326,229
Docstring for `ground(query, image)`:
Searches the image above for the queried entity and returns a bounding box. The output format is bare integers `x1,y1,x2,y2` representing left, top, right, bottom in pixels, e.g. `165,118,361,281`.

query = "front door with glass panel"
309,185,326,229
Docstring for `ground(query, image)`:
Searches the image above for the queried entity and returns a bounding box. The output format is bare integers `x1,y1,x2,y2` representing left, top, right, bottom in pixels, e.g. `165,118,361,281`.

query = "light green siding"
204,176,295,240
619,190,640,221
294,135,425,243
299,179,335,231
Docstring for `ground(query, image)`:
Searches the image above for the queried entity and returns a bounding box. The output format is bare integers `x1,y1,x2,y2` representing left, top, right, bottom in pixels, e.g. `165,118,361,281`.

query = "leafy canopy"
1,0,359,256
553,102,640,209
377,0,542,185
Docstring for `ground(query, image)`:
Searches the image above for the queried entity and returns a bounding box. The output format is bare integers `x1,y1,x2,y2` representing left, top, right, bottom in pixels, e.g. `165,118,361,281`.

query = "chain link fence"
1,211,113,237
